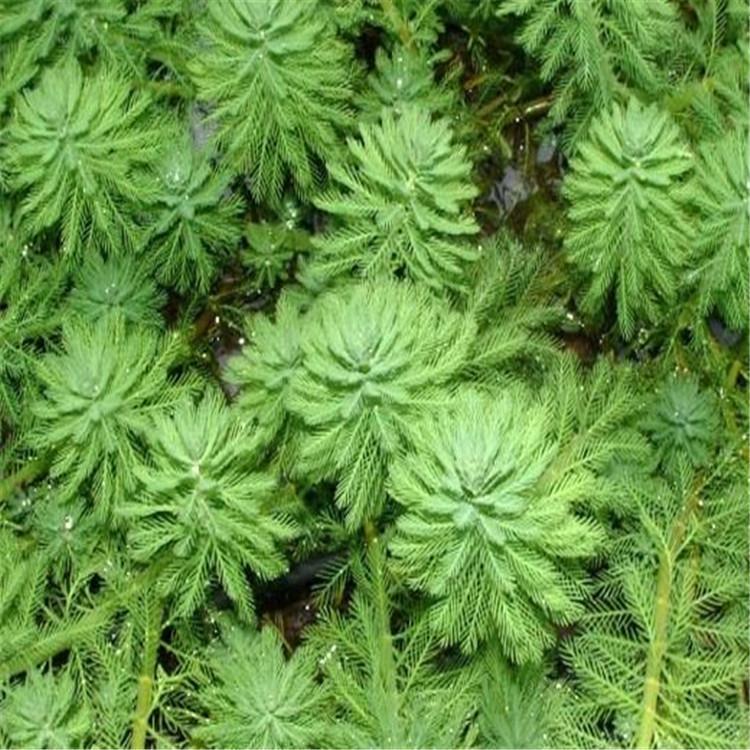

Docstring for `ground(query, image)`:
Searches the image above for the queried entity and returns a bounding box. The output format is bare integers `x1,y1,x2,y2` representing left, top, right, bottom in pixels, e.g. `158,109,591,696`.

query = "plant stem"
363,518,377,547
0,451,52,505
521,94,555,119
476,93,555,122
635,478,703,749
132,597,163,750
724,358,742,391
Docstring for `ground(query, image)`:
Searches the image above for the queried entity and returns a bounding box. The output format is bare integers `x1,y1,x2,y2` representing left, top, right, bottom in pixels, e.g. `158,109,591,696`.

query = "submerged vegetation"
0,1,747,748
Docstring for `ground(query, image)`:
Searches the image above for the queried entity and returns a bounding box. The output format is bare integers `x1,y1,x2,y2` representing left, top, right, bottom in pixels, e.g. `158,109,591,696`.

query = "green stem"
521,94,555,119
132,597,163,750
0,451,52,505
635,478,703,749
363,518,377,547
476,93,555,122
724,359,742,391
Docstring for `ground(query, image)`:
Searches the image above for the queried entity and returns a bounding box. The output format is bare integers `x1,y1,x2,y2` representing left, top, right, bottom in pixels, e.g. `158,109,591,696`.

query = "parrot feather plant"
0,1,746,749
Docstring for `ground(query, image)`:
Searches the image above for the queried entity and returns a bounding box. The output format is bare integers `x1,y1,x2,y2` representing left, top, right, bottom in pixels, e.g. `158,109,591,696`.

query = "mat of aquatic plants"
0,1,748,748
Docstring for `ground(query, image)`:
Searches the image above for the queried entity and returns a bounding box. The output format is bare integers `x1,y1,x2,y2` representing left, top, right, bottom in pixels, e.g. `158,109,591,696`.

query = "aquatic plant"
0,3,744,748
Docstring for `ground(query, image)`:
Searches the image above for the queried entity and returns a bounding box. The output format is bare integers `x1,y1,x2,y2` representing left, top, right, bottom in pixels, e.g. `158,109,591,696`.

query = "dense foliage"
0,1,747,749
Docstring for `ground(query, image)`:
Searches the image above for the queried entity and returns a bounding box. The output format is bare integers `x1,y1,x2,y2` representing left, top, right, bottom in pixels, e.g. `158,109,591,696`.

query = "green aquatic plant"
287,279,473,528
312,106,479,290
560,457,748,749
194,625,329,749
641,376,720,470
120,391,297,621
190,0,354,201
68,252,165,328
226,293,306,464
29,321,191,515
463,232,562,378
0,0,180,74
357,45,458,120
0,668,89,750
307,542,476,748
388,389,603,660
242,220,310,290
0,255,63,426
562,99,693,337
498,0,681,147
689,128,749,329
4,58,161,255
476,646,560,749
144,134,243,292
0,4,745,750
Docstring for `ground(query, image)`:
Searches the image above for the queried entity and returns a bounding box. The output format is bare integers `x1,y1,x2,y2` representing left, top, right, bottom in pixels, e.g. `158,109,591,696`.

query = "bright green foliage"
312,106,479,290
68,253,165,328
27,493,116,586
0,668,89,749
685,42,748,138
288,280,473,528
80,626,140,749
0,203,32,295
243,221,310,290
226,293,305,462
4,58,160,255
0,535,47,678
464,232,562,378
668,1,749,139
689,128,749,329
0,4,745,750
389,389,603,659
190,0,353,201
29,321,189,515
328,0,446,47
642,376,720,470
81,594,205,750
560,458,749,749
327,0,445,44
144,135,243,292
476,646,559,748
0,0,181,74
358,46,457,120
308,542,476,748
120,392,297,621
542,356,651,515
1,570,189,748
563,99,693,338
195,625,329,749
0,37,38,114
0,257,63,426
498,0,680,147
